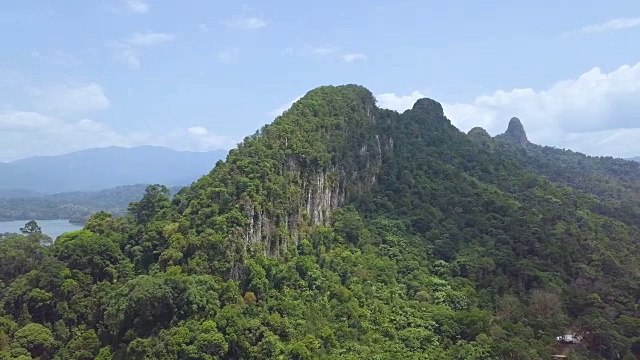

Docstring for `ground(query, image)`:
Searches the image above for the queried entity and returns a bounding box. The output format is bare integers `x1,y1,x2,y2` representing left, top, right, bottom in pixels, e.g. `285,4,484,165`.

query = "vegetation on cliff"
0,85,639,359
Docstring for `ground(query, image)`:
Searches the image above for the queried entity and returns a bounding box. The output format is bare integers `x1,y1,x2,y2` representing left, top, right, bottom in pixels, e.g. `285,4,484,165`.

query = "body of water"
0,220,83,239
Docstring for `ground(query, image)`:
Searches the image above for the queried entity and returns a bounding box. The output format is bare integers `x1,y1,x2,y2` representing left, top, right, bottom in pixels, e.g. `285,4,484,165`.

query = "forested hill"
487,117,640,224
0,185,184,224
1,85,639,359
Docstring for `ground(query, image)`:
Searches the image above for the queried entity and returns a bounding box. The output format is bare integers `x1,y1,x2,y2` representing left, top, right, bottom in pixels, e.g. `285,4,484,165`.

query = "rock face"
242,153,384,256
183,87,450,259
502,117,530,148
215,85,394,257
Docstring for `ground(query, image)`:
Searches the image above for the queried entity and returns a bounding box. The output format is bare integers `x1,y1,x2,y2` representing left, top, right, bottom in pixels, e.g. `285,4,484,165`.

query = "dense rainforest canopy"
0,85,639,359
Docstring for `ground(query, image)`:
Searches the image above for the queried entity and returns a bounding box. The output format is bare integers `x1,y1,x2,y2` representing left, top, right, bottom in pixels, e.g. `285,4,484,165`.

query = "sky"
2,0,640,161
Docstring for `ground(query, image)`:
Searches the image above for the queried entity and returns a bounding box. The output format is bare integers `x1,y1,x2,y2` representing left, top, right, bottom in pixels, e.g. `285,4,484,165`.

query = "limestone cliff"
499,117,530,148
180,85,396,257
241,122,394,255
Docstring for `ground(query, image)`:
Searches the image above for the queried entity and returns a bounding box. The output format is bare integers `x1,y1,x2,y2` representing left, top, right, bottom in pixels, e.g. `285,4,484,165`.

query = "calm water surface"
0,220,83,239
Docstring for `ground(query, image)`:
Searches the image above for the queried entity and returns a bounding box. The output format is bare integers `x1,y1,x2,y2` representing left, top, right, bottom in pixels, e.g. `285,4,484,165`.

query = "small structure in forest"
555,334,582,344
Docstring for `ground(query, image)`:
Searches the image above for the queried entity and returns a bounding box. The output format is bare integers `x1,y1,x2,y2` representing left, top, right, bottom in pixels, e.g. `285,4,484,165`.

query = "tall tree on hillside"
127,184,172,225
20,220,41,235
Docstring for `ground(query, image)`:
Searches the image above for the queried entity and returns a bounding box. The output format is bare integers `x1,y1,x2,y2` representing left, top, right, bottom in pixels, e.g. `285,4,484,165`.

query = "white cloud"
377,91,427,112
286,46,366,62
124,0,149,14
309,46,339,56
28,83,110,115
0,77,234,161
0,111,235,161
341,53,367,62
578,17,640,34
168,127,235,150
268,95,302,117
198,23,209,32
110,32,176,69
187,126,208,136
115,48,141,68
225,16,268,29
379,61,640,158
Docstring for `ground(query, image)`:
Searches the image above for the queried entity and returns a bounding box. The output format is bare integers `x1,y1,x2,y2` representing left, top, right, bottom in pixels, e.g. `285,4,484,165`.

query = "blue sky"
2,0,640,161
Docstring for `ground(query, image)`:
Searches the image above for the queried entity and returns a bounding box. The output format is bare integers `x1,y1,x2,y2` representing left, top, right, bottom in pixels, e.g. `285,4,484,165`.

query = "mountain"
0,184,184,224
0,188,43,199
0,146,227,193
490,124,640,225
495,117,530,148
1,85,639,359
630,156,640,162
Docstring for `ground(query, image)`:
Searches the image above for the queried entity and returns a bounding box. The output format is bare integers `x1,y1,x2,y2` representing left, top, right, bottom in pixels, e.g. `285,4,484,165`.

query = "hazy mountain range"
0,184,183,223
0,146,227,194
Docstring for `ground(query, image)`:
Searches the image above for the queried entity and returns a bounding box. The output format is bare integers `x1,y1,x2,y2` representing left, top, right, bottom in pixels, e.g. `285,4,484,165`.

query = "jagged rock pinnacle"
412,98,444,117
503,117,529,147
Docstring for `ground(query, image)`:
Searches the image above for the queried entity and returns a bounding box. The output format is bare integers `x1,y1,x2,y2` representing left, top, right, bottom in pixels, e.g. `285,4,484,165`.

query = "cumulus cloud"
0,77,235,161
187,126,208,136
110,32,176,69
124,0,149,14
309,46,339,56
378,62,640,158
225,16,268,29
577,17,640,34
0,111,235,161
268,95,303,117
341,53,367,62
377,91,427,112
28,83,110,115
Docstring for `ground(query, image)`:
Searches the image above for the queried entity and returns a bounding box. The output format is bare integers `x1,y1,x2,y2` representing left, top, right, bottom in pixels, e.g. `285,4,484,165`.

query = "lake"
0,220,83,239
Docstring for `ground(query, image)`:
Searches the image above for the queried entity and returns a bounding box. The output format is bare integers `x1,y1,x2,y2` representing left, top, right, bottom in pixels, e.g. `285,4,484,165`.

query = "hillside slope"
0,184,184,224
0,146,226,193
489,118,640,225
0,85,638,360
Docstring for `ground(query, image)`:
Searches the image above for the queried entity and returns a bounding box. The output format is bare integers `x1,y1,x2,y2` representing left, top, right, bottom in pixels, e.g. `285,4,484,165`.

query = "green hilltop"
1,84,639,359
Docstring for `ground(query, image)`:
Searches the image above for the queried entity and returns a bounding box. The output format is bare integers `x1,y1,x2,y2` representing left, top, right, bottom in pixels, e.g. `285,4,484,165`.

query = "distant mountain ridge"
0,146,227,193
0,184,184,224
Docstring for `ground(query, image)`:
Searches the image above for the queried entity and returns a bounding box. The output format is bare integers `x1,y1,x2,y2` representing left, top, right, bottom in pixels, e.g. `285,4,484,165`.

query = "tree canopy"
0,85,639,359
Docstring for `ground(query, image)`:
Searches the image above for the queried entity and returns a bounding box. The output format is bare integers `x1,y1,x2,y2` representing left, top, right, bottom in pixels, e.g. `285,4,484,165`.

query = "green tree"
53,230,124,282
54,327,100,360
14,323,56,358
127,185,172,225
20,220,41,235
